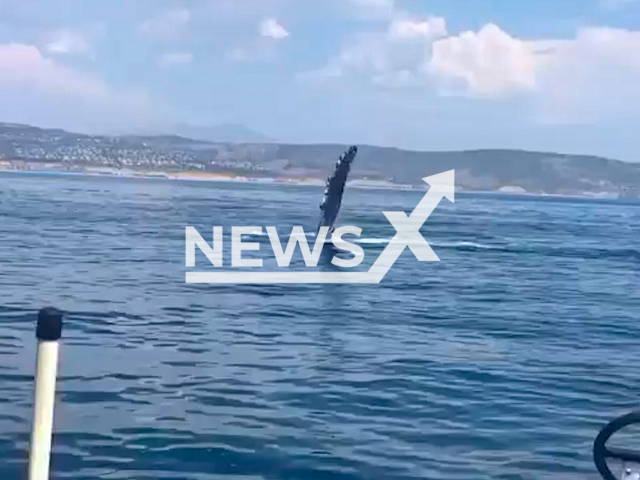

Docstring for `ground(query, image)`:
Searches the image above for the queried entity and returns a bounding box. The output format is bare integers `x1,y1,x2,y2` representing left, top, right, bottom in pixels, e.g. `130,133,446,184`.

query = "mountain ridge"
0,122,638,197
126,122,273,144
0,121,630,162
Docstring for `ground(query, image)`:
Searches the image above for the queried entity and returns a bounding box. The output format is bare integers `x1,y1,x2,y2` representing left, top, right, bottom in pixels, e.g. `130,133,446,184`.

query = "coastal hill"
129,122,273,144
0,122,639,197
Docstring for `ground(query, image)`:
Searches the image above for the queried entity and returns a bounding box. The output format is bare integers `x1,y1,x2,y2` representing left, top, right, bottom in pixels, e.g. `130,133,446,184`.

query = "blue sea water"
1,172,640,480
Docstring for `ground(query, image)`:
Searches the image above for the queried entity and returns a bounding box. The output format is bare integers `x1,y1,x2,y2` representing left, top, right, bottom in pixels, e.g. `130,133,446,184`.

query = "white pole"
28,307,63,480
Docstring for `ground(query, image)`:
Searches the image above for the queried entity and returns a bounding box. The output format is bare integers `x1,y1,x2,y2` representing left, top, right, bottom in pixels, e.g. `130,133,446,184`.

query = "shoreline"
0,167,631,200
0,167,427,192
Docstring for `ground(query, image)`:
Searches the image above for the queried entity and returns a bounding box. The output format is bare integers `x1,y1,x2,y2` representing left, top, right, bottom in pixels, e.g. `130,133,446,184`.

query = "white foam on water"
430,241,496,250
354,238,393,244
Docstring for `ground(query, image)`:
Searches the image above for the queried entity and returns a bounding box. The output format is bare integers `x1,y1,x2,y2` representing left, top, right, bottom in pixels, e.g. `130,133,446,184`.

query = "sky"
0,0,639,161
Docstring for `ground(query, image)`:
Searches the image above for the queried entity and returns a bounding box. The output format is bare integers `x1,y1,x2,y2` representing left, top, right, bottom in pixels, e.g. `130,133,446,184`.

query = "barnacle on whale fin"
317,146,358,235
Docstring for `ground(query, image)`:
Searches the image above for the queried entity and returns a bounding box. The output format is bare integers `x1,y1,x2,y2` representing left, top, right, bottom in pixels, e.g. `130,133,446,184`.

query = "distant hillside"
132,123,272,144
272,144,640,195
0,122,639,197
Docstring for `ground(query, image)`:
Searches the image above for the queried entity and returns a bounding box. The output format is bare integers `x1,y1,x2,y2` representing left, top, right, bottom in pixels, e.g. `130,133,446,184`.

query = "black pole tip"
36,307,63,341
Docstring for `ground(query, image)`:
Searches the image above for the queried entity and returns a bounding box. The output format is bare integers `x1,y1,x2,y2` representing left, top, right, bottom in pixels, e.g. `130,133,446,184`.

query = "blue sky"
0,0,639,161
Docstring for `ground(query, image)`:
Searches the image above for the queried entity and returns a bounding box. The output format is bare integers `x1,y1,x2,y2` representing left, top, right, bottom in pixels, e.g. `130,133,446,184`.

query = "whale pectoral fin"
317,145,358,236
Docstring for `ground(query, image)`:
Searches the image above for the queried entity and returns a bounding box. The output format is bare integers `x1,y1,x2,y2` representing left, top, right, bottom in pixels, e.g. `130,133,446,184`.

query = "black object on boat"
594,410,640,479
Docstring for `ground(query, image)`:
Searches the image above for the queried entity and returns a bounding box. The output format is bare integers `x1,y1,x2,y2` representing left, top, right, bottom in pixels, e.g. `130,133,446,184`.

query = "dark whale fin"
317,146,358,236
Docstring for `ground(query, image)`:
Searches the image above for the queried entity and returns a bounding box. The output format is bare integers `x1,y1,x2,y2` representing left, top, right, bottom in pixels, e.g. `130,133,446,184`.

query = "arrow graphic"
185,170,455,284
367,170,455,282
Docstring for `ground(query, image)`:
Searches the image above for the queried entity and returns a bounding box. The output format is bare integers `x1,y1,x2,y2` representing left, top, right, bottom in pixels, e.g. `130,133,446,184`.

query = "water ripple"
1,174,639,479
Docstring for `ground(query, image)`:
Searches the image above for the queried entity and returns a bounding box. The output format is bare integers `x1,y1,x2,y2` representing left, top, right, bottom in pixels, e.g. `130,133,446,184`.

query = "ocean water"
1,172,640,480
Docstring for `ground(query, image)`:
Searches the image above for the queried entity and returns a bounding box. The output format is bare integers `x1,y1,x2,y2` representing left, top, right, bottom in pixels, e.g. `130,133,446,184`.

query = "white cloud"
0,44,107,97
139,9,191,42
45,30,92,57
428,24,640,122
533,27,640,123
0,43,158,132
429,24,537,97
223,17,290,64
304,11,640,124
388,16,447,40
301,14,447,87
158,52,193,69
260,18,290,39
